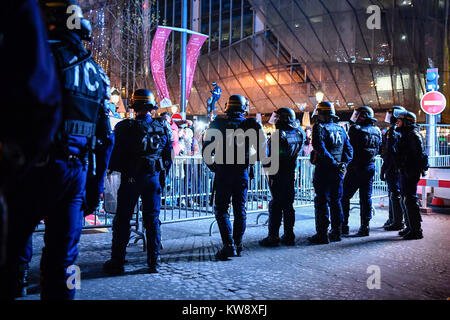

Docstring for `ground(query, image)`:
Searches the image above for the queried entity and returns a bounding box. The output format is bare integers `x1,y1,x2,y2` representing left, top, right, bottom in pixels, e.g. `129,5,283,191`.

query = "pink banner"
184,34,208,102
151,27,172,108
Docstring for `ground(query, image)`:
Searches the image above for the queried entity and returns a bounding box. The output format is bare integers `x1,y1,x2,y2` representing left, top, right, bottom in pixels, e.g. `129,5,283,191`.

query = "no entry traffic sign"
171,113,183,122
421,91,447,115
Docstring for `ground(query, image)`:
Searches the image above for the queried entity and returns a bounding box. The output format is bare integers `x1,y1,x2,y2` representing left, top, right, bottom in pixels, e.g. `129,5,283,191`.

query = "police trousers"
386,170,405,226
268,170,296,238
342,163,375,226
1,158,87,300
111,173,161,263
313,165,344,234
214,167,249,246
399,170,422,232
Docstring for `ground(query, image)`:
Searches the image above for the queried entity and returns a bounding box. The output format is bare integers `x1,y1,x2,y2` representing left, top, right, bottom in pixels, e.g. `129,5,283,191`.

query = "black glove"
249,165,255,180
337,162,347,175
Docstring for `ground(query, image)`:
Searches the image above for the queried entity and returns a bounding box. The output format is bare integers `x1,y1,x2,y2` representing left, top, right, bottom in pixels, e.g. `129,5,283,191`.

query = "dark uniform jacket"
0,0,62,186
266,125,305,174
395,126,428,175
347,123,382,167
109,113,173,178
203,114,264,171
381,126,401,174
312,122,353,169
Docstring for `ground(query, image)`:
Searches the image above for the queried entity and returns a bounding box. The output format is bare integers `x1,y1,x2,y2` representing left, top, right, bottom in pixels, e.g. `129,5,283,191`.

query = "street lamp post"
180,0,188,120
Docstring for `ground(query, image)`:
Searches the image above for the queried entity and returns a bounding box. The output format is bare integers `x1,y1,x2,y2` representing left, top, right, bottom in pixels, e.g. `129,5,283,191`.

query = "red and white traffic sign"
171,113,183,122
420,91,447,115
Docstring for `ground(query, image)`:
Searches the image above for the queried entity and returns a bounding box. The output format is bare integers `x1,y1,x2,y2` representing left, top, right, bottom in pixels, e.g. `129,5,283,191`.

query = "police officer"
341,106,382,236
259,108,304,246
3,0,114,300
381,106,406,231
203,95,264,260
104,89,173,274
0,0,62,278
395,111,428,240
308,101,353,244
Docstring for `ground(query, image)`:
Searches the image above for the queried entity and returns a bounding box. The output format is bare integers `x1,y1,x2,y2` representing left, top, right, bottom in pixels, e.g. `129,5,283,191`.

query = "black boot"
383,219,392,228
398,228,410,236
356,220,370,236
308,233,329,244
259,235,280,247
147,257,160,273
328,229,341,242
384,223,404,231
235,243,243,257
403,229,423,240
103,259,125,275
215,244,237,261
280,233,295,246
341,225,349,235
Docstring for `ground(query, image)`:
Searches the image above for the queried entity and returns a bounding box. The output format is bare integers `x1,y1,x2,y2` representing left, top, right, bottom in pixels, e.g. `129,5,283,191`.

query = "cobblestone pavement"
20,202,450,300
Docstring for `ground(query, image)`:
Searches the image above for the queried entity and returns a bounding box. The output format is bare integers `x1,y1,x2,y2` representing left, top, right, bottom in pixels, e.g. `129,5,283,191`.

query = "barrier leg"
256,212,269,225
420,185,432,214
209,220,216,237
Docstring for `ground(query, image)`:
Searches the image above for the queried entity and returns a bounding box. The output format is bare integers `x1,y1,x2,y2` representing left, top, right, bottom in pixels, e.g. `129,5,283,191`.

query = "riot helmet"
269,107,299,129
312,101,339,123
130,89,158,112
350,106,376,124
225,94,249,115
40,0,92,41
396,110,416,128
384,106,405,125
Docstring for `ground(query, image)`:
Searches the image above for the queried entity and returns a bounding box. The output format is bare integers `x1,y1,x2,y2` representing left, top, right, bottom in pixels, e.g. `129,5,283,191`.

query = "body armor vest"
350,124,382,165
117,118,168,175
318,123,346,163
211,117,261,168
52,43,109,143
382,126,400,172
396,127,428,173
279,129,303,159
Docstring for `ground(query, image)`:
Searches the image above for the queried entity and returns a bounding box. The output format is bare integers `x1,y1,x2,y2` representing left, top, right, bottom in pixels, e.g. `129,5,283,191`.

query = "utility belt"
35,121,96,168
135,157,164,175
50,148,89,163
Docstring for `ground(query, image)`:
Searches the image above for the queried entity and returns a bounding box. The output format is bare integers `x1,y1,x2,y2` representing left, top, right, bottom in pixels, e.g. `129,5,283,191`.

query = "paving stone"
18,204,450,300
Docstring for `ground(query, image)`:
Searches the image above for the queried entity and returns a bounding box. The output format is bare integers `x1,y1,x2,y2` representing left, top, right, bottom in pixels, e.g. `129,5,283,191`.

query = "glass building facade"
157,0,449,122
82,0,449,121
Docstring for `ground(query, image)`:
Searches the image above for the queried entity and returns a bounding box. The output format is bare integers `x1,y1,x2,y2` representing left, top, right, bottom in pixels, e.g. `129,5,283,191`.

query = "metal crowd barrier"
34,154,450,235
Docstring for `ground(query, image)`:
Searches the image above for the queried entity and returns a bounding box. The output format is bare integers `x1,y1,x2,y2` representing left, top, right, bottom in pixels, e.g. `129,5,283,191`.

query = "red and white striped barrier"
418,179,450,188
418,178,450,213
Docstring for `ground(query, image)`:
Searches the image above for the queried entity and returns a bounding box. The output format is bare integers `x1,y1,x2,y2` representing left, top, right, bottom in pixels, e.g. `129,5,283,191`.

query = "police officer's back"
0,0,62,298
259,108,304,247
3,0,114,300
341,106,382,237
308,101,353,244
381,106,406,231
203,95,264,260
104,89,173,274
394,111,428,240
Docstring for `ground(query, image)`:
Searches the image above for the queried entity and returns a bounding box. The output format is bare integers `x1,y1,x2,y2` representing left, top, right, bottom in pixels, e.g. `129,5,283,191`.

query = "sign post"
421,90,447,166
